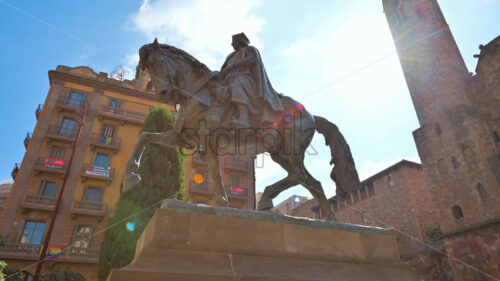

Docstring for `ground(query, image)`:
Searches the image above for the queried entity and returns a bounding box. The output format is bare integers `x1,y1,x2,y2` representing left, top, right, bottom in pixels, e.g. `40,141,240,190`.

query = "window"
109,98,122,108
493,131,500,143
94,153,110,167
361,211,368,223
451,156,460,170
230,175,239,186
435,123,442,135
437,158,447,174
101,125,115,144
83,186,103,202
49,146,67,159
72,225,94,248
38,181,57,197
367,182,375,196
452,205,464,219
58,117,77,137
66,90,85,107
387,175,394,188
359,186,367,200
463,146,474,162
19,221,46,244
352,190,359,203
476,183,487,200
331,199,339,212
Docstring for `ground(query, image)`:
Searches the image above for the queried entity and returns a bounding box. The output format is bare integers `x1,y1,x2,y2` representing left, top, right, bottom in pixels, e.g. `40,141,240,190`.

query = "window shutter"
14,219,26,243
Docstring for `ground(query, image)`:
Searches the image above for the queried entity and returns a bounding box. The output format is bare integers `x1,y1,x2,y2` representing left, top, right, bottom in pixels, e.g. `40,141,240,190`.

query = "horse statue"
123,39,360,221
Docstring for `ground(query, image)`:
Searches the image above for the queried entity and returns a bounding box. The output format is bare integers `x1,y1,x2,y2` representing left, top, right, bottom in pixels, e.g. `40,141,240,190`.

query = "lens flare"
126,221,137,232
194,173,204,184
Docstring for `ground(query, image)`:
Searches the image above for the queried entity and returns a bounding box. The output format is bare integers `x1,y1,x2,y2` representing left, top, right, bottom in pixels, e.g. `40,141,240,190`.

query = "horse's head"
139,39,211,105
139,39,180,104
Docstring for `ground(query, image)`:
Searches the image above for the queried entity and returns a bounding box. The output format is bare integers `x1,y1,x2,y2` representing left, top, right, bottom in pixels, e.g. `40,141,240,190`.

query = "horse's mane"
159,44,211,72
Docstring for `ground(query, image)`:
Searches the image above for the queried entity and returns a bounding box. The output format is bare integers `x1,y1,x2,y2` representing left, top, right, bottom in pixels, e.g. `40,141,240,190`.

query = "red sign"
230,186,245,195
44,157,65,168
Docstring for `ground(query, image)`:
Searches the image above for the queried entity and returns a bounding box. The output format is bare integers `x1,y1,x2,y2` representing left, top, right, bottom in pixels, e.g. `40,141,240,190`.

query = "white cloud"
0,179,13,185
130,0,265,70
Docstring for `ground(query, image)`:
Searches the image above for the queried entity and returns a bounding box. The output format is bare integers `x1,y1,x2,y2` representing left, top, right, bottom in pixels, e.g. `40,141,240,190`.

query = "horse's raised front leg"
123,131,182,192
206,150,228,207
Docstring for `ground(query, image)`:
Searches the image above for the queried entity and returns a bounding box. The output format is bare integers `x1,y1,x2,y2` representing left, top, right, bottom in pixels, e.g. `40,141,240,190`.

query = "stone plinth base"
108,199,419,281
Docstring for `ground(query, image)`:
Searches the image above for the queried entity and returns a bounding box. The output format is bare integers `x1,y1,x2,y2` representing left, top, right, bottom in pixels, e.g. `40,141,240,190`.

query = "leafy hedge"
98,106,185,281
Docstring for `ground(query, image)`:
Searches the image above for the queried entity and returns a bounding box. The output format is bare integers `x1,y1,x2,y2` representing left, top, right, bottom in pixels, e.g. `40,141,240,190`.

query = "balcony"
188,181,213,196
224,185,248,200
11,163,20,180
35,104,42,120
45,126,78,143
89,134,121,154
0,244,99,263
56,96,86,114
20,194,57,212
62,247,99,263
81,164,114,184
192,154,208,166
0,243,42,260
24,133,32,149
33,156,68,176
70,200,107,220
97,105,146,125
224,157,249,172
0,195,8,210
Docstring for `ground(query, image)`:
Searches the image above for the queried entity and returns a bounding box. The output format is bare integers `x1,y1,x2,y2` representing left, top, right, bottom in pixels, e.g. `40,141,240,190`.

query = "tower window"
435,124,442,136
451,157,460,170
463,146,474,162
387,175,394,188
493,131,500,143
452,205,464,219
476,183,487,200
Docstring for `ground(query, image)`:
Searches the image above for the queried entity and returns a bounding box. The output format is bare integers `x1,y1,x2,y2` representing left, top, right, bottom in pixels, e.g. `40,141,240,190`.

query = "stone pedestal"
108,199,419,281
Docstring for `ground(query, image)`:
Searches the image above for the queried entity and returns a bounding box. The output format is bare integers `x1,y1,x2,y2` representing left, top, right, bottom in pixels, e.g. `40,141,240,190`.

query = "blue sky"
1,0,499,204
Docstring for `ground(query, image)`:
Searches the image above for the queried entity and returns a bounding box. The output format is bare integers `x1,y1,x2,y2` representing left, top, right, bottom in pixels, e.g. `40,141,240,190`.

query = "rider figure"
219,33,284,127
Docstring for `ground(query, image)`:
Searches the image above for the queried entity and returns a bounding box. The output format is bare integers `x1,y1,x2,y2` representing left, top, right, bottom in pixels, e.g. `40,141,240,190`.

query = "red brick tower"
384,0,500,280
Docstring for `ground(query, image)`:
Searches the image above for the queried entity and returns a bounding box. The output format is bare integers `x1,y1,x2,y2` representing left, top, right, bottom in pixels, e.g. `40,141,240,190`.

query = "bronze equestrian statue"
123,34,360,221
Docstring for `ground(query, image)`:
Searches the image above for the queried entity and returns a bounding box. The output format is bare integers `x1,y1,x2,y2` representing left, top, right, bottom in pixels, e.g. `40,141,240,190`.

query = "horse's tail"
314,115,360,199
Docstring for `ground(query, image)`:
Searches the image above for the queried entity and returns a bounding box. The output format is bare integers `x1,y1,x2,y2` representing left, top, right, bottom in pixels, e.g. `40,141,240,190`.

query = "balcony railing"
62,247,99,263
0,244,99,263
224,185,248,199
56,96,86,114
45,126,78,143
81,164,114,184
0,195,8,210
24,133,32,149
89,134,121,154
34,156,68,175
71,200,106,220
192,154,208,166
11,163,20,180
97,105,146,125
0,243,42,260
35,104,42,120
225,158,249,171
20,194,57,212
188,181,213,195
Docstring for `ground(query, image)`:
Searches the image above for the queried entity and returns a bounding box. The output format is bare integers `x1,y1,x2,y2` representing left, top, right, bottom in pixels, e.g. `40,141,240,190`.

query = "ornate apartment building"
0,65,255,280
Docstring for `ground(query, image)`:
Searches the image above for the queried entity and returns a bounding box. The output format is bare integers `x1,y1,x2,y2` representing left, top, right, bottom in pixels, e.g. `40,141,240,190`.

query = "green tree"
97,106,185,281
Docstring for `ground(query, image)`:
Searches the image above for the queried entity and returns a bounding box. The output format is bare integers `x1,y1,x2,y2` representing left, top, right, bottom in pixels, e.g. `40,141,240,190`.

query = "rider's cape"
221,46,284,124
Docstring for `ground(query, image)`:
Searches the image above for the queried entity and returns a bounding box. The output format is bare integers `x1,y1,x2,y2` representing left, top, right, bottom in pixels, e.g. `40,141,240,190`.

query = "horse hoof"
123,172,141,192
257,198,274,211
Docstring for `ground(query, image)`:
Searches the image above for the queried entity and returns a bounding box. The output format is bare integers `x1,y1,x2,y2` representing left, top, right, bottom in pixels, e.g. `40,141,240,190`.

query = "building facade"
272,194,308,215
0,65,255,280
383,0,500,279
